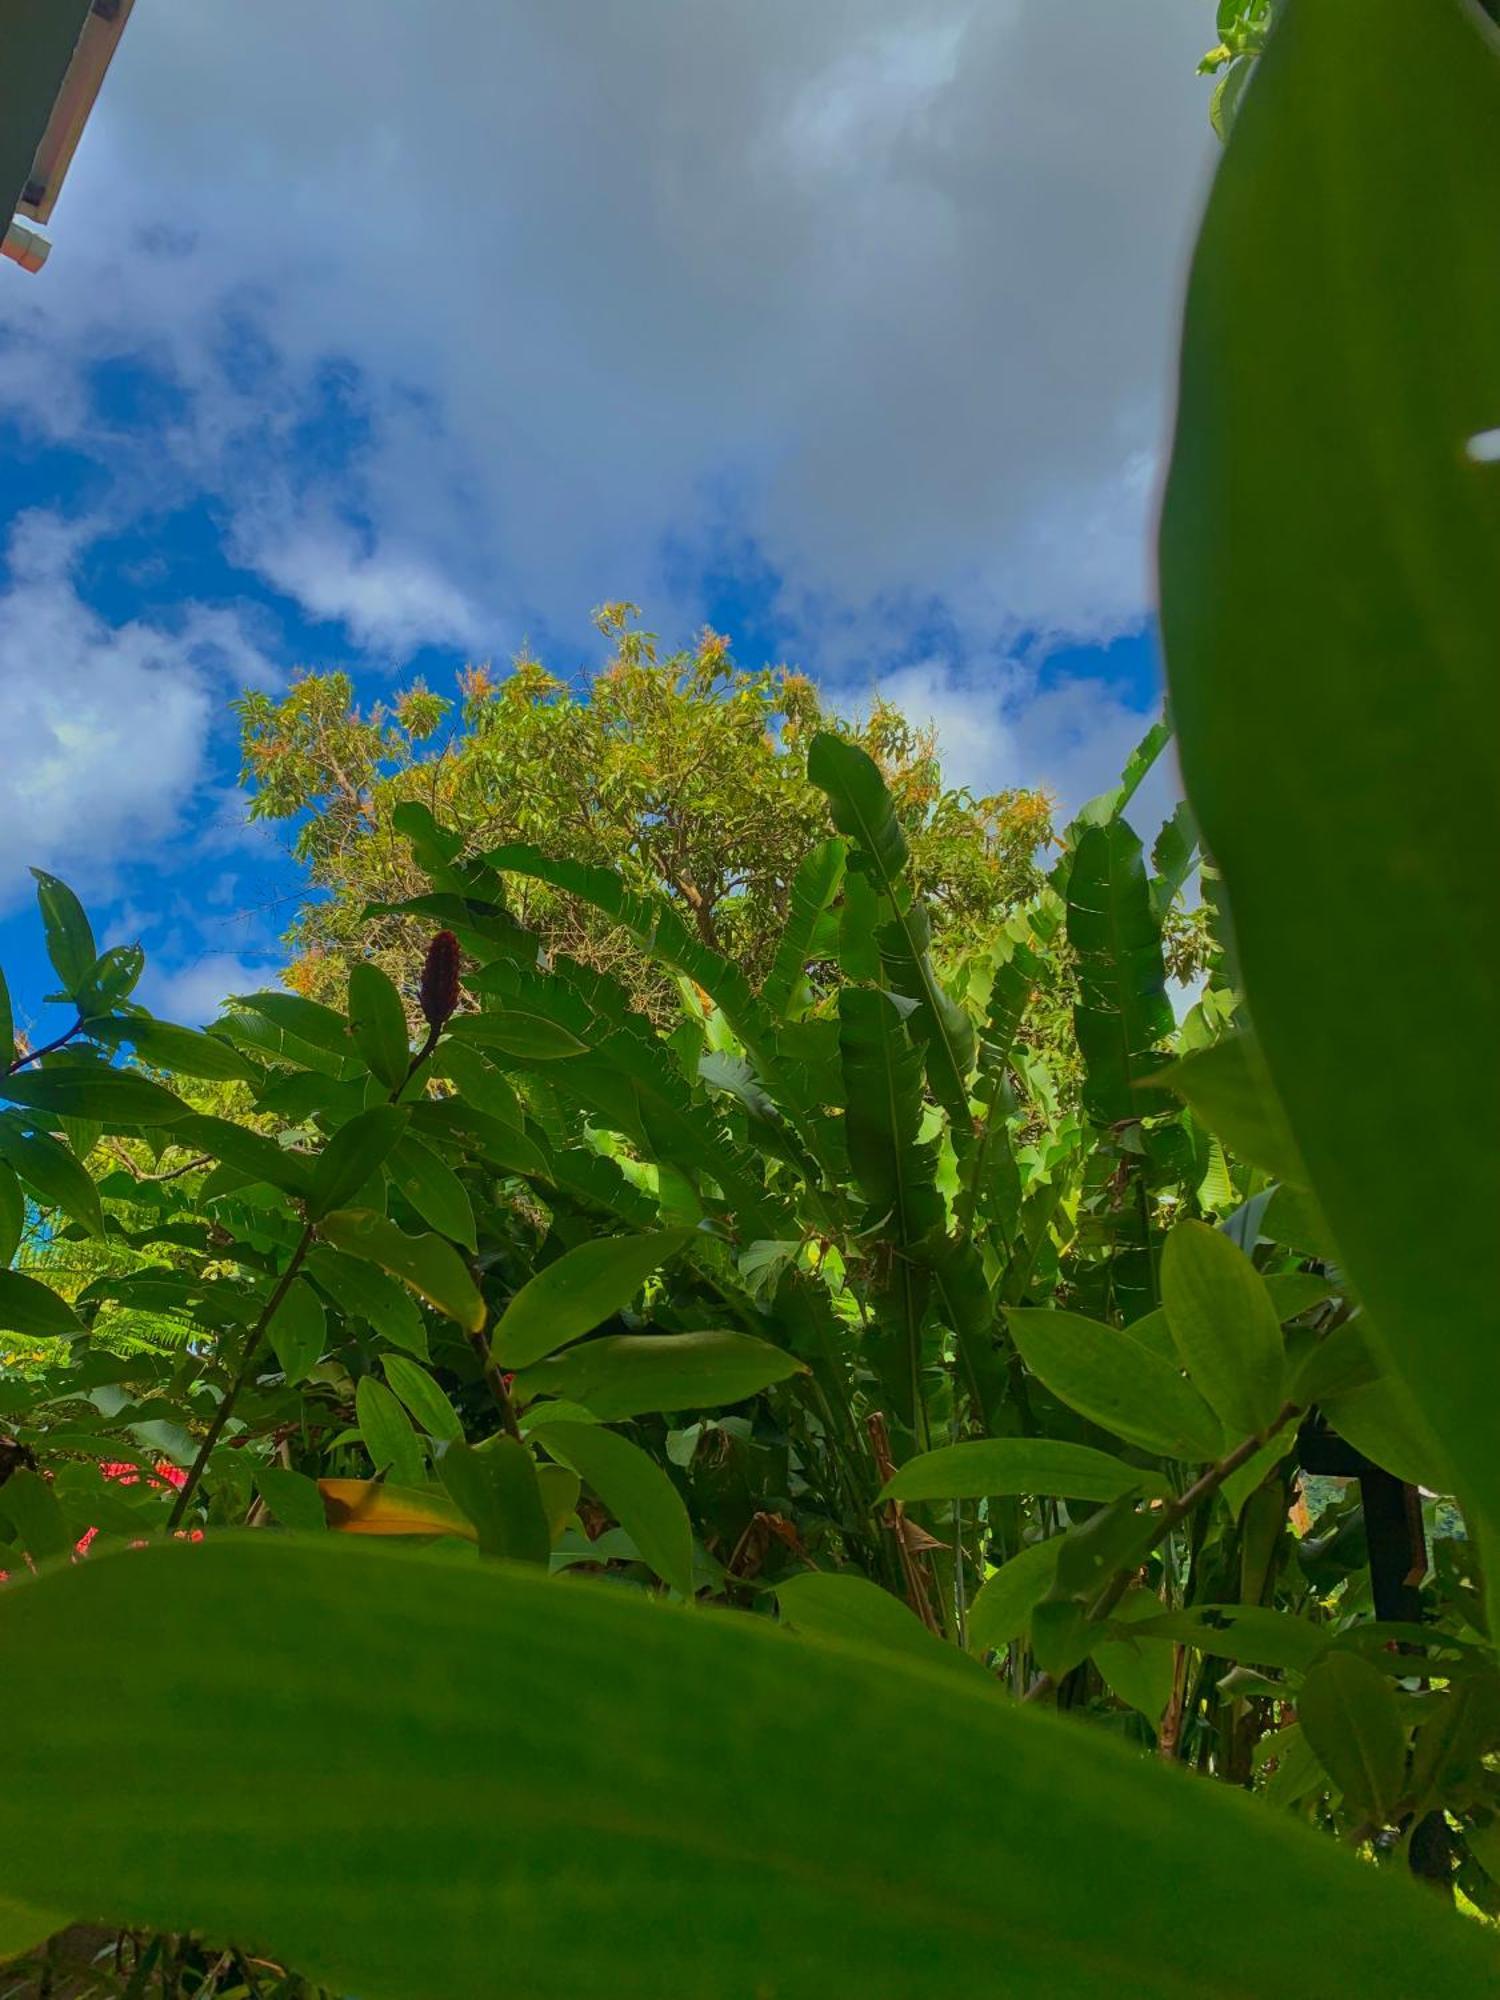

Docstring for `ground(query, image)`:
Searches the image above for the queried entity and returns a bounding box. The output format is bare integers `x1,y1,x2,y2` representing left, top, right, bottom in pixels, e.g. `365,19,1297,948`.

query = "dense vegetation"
2,3,1498,1995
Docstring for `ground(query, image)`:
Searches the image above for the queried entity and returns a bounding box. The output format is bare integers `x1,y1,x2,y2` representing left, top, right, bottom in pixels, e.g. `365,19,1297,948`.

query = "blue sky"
0,1,1212,1034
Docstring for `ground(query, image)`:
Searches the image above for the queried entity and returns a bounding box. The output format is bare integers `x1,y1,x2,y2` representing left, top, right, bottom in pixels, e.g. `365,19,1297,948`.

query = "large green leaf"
1160,1221,1285,1438
882,1439,1171,1507
0,1162,22,1266
381,1353,465,1445
490,1229,693,1370
532,1420,694,1597
319,1210,485,1333
0,1120,102,1239
1007,1308,1223,1462
1064,820,1173,1126
347,962,410,1091
387,1133,476,1250
265,1278,326,1384
31,870,96,995
774,1570,988,1686
837,987,943,1430
1158,0,1500,1545
516,1330,804,1421
967,1537,1063,1654
90,1016,263,1085
1156,1034,1307,1187
1298,1652,1406,1827
173,1114,313,1201
0,1269,83,1338
356,1376,426,1488
3,1541,1491,1998
306,1105,410,1220
1,1065,187,1127
439,1439,550,1564
809,734,975,1127
762,837,845,1019
305,1245,429,1359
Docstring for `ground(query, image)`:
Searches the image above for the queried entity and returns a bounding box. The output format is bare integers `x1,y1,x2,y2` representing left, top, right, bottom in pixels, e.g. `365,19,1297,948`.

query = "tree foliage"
237,605,1053,1020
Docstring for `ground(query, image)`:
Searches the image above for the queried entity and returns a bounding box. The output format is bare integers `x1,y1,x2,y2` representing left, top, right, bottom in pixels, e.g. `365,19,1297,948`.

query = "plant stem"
1024,1397,1302,1703
6,1016,83,1075
166,1230,315,1529
466,1327,524,1444
169,1015,453,1528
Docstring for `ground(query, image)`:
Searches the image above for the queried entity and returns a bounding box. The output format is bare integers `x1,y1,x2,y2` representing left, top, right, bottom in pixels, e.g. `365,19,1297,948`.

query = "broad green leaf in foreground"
1158,0,1500,1546
2,1540,1488,2000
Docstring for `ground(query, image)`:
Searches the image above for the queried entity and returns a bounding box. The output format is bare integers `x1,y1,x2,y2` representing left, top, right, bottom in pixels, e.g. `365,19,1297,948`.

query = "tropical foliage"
3,3,1499,1995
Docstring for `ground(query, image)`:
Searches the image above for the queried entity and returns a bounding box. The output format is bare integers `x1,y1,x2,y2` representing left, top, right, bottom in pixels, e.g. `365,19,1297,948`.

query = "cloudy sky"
0,0,1214,1023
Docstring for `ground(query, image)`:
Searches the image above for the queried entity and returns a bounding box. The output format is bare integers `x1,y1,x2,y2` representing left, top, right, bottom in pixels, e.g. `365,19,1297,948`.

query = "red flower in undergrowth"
419,930,462,1027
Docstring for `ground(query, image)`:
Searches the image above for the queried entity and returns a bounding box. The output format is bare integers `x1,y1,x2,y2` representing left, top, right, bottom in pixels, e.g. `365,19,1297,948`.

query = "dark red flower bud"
419,930,462,1026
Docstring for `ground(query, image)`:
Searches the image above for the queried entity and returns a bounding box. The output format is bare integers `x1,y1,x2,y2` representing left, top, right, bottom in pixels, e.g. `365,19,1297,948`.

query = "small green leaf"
882,1439,1172,1506
356,1377,426,1487
266,1279,326,1384
306,1106,410,1220
348,962,411,1091
0,1269,84,1337
776,1571,989,1685
967,1537,1063,1655
515,1330,803,1422
0,965,13,1065
491,1229,692,1369
319,1210,485,1333
1007,1307,1223,1461
0,1122,102,1238
1094,1588,1176,1726
1161,1221,1285,1438
31,870,96,995
1298,1651,1407,1827
382,1352,464,1444
534,1419,694,1597
450,1011,587,1060
1,1065,187,1127
77,944,145,1014
253,1465,327,1533
387,1134,476,1249
440,1439,551,1564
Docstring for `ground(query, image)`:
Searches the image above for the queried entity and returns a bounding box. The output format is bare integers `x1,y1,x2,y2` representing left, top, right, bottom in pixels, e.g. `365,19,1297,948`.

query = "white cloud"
865,654,1180,824
136,949,281,1028
0,0,1213,669
0,513,277,909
